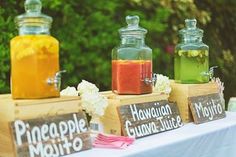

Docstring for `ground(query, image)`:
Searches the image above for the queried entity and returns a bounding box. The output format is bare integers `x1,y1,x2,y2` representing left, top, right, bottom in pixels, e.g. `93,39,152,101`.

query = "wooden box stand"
0,95,81,157
0,92,169,156
100,92,169,136
169,81,219,122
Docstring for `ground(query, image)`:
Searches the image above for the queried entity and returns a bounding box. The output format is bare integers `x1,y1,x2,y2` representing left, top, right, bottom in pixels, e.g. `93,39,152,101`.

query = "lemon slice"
188,50,200,57
178,50,185,56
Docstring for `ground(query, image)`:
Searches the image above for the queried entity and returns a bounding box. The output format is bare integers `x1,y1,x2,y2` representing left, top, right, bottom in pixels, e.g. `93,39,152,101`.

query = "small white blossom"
211,77,225,109
77,80,108,117
61,80,108,118
61,80,108,117
153,74,171,94
60,86,78,96
81,92,108,117
77,80,99,95
211,77,224,97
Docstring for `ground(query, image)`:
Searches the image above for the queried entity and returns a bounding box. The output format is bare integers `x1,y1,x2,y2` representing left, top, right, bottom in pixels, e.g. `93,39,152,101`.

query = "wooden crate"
169,81,219,123
0,95,81,157
100,92,169,135
0,92,169,156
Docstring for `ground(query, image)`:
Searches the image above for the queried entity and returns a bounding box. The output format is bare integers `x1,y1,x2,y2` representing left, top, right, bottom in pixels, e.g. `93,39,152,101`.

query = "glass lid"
179,19,203,38
119,15,147,37
15,0,52,28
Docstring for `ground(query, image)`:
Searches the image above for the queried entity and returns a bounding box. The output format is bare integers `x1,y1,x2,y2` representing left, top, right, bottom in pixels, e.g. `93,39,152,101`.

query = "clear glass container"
10,0,62,99
174,19,209,84
112,15,152,94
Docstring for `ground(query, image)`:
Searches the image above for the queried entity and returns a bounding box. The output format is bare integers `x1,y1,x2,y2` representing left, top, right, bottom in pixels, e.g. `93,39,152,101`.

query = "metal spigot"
201,66,218,80
47,70,66,90
144,73,158,85
209,66,218,79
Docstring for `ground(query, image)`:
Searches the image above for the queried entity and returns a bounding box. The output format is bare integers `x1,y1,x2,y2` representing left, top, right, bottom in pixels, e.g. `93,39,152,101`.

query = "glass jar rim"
15,14,52,27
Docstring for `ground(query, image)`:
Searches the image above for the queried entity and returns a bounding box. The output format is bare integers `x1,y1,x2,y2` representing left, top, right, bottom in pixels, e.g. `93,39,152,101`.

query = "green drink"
175,50,209,83
174,19,210,84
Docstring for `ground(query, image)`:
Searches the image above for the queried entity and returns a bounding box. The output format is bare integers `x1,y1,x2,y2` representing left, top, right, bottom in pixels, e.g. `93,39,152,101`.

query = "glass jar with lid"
10,0,64,99
112,15,152,94
174,19,209,84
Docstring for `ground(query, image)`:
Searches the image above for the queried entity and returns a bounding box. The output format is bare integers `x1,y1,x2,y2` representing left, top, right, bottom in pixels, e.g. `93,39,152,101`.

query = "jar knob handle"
126,15,140,27
25,0,42,13
185,19,197,29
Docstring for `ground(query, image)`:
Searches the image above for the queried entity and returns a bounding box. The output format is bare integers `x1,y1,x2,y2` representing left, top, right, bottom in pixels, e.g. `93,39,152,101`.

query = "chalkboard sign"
117,100,183,138
10,112,92,157
189,93,226,124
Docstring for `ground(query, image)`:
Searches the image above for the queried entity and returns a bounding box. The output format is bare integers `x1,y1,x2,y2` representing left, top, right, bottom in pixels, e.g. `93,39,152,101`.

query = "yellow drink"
10,35,59,99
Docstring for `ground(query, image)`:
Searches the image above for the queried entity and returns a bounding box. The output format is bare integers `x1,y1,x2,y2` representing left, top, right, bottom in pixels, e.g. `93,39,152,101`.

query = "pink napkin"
93,133,135,149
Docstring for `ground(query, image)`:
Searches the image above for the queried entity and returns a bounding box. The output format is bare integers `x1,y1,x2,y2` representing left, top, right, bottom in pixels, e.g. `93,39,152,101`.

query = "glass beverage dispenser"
11,0,63,99
112,16,152,94
174,19,209,84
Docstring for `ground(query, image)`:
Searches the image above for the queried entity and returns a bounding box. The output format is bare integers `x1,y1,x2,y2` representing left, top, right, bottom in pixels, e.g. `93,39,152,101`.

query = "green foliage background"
0,0,235,103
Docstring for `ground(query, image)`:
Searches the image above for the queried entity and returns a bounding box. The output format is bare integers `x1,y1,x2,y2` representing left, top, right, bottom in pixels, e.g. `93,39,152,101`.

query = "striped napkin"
93,133,135,149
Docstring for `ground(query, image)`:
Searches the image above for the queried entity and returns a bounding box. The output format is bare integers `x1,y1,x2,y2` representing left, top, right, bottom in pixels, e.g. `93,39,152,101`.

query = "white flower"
81,92,108,117
77,80,108,117
211,77,225,110
77,80,99,95
60,86,78,96
211,77,224,97
153,74,171,94
61,80,108,117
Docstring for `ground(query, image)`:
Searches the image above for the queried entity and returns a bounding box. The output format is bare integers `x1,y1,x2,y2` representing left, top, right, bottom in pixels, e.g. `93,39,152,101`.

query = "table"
67,112,236,157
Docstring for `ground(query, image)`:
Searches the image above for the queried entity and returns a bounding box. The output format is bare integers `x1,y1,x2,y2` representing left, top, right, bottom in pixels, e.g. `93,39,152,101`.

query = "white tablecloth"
67,112,236,157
